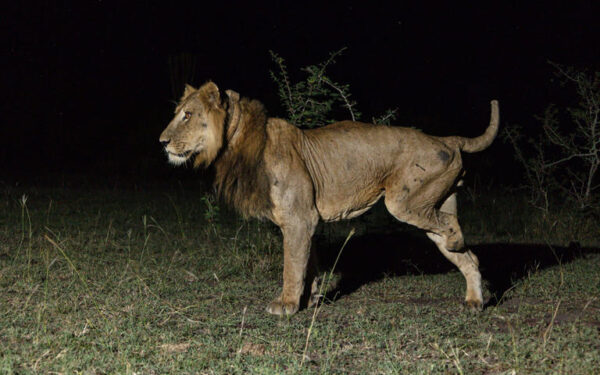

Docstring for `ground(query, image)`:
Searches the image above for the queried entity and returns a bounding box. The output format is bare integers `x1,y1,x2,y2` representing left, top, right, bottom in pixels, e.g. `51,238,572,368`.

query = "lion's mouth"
170,150,193,158
165,150,197,165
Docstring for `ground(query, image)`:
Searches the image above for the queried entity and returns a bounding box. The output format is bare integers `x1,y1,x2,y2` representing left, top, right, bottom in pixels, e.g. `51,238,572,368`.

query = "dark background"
3,1,599,186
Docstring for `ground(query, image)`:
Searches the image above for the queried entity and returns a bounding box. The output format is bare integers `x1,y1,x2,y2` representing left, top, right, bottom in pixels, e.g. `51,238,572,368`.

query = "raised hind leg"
426,193,483,311
384,177,464,251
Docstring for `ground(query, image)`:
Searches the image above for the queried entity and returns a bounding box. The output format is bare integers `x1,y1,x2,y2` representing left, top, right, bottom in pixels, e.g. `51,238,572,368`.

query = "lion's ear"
181,84,197,101
200,81,221,108
225,89,240,103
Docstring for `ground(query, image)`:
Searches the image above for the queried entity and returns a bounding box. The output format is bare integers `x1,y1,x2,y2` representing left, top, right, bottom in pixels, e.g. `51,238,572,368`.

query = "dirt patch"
238,342,266,356
160,342,191,354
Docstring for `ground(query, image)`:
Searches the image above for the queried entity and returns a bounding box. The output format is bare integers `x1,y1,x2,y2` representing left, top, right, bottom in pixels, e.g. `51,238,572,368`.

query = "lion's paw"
266,299,299,316
307,292,323,309
464,299,483,313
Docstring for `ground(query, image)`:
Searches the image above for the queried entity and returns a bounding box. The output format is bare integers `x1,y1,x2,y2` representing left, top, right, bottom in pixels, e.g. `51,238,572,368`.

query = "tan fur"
162,82,226,167
160,82,500,315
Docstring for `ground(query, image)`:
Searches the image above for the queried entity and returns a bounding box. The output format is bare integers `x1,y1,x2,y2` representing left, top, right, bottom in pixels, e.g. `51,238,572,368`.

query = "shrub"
269,48,362,128
504,63,599,213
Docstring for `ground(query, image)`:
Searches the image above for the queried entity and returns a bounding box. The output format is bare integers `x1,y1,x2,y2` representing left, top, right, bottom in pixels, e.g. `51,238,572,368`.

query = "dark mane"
213,98,273,220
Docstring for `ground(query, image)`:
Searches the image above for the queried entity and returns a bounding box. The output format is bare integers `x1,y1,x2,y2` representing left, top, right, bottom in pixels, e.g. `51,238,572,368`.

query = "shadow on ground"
312,232,600,309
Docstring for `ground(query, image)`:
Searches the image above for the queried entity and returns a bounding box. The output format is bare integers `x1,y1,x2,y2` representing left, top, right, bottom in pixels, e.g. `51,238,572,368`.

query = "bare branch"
323,77,357,121
542,152,596,168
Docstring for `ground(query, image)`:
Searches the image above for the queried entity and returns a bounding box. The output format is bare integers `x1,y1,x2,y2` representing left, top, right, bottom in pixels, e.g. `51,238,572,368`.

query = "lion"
160,81,499,315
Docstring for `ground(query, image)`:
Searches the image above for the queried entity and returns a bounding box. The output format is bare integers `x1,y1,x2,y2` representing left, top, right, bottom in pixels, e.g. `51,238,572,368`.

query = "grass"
0,183,599,374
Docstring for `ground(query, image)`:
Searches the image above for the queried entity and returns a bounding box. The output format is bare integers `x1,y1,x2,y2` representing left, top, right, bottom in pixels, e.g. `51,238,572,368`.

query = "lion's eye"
184,111,192,120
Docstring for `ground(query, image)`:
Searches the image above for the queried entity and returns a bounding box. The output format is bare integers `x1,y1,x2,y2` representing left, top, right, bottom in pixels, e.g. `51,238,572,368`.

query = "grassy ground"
0,184,599,374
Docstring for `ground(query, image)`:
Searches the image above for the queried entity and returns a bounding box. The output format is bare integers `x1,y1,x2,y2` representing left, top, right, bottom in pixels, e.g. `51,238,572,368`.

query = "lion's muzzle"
165,150,192,165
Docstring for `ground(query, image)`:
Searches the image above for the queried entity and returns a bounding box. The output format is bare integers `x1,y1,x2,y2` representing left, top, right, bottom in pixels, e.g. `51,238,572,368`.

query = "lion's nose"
160,139,170,148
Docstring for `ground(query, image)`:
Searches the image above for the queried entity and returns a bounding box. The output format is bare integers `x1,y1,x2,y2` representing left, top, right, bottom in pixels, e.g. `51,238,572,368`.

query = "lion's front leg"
267,220,316,316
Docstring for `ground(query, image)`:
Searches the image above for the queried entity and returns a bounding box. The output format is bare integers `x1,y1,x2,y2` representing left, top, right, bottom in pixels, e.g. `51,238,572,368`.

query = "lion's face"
160,82,226,167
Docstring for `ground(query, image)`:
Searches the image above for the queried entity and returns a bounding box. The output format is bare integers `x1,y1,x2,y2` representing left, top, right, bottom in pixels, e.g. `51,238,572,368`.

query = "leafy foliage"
371,107,398,125
270,48,362,128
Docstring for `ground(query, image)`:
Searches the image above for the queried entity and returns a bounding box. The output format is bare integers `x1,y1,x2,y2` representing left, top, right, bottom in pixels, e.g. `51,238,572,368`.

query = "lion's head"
160,81,271,219
159,82,227,167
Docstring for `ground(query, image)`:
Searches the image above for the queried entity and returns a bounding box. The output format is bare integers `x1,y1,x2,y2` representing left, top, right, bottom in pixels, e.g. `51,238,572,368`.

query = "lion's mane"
209,96,272,219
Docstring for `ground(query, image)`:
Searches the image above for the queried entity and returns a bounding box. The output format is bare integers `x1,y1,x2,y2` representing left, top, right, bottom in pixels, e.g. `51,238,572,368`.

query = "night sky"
3,1,599,184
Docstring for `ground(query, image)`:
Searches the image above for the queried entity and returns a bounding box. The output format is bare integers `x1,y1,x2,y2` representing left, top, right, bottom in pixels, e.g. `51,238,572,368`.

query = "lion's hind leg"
426,193,483,311
384,181,464,251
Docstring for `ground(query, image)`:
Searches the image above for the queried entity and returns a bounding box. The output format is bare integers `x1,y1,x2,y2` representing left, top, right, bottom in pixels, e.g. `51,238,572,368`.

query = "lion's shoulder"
265,118,303,143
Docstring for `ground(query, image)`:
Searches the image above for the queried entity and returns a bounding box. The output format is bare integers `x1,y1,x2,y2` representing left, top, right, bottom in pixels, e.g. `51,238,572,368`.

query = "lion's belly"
316,189,384,222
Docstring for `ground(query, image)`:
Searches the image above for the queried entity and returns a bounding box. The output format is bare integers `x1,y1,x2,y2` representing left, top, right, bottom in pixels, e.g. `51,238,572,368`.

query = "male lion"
160,82,499,315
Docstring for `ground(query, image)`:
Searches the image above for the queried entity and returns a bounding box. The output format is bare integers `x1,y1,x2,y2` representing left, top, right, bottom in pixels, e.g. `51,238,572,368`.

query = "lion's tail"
445,100,499,153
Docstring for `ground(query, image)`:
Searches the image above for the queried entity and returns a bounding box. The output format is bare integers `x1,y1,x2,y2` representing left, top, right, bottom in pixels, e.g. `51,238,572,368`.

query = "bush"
504,63,600,213
270,48,360,128
270,48,397,128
